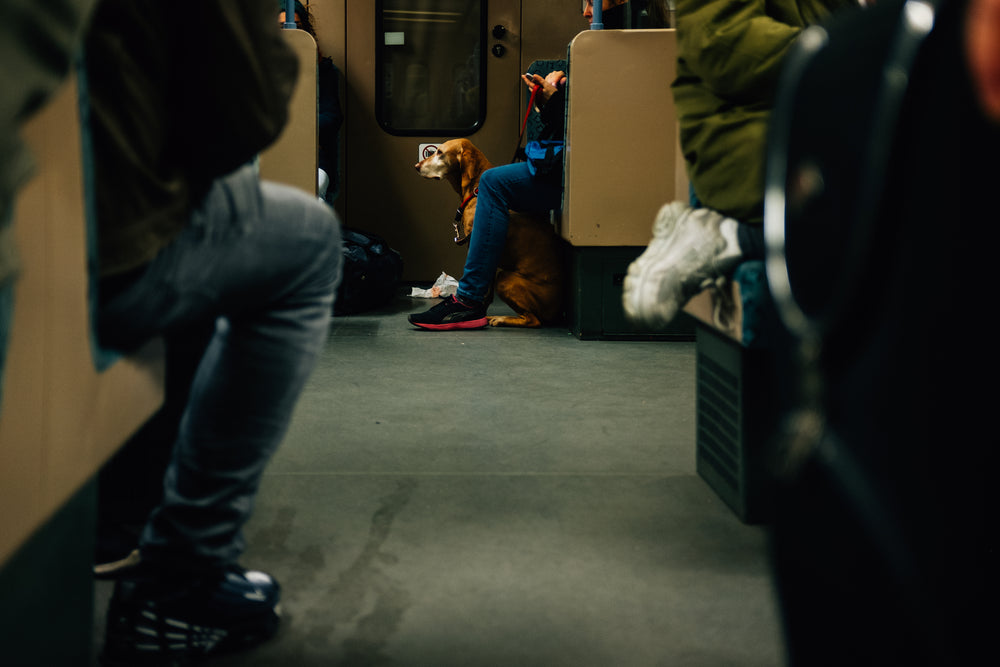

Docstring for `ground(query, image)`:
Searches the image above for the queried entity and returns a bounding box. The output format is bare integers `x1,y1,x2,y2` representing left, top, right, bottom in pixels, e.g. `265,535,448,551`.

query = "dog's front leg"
488,312,542,327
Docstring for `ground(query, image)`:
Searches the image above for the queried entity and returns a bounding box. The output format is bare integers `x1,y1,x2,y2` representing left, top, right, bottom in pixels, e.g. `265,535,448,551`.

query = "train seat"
0,71,165,661
259,27,321,196
558,28,696,340
554,28,778,520
554,27,778,347
0,70,166,569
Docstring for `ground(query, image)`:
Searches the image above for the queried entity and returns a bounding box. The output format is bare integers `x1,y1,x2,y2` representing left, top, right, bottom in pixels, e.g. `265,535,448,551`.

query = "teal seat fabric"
734,260,777,349
76,56,119,373
690,184,776,348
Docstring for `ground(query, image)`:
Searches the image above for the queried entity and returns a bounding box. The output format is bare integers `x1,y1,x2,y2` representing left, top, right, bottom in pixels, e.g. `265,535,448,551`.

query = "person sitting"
407,0,628,330
85,0,343,662
622,0,864,329
279,0,344,202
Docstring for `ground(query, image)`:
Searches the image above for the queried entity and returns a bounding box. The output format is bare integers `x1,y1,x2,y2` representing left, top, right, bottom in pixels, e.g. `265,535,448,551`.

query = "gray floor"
94,294,786,666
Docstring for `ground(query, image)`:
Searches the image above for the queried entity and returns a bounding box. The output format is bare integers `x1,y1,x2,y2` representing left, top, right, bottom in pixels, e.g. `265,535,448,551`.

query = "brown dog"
414,138,569,327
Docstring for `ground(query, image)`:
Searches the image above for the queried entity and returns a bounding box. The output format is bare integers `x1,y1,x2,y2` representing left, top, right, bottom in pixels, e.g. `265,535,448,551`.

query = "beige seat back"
561,29,688,246
259,28,320,196
0,75,164,568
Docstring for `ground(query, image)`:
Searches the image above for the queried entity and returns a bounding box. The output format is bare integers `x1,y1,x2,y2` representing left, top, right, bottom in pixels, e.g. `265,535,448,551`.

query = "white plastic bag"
409,272,459,298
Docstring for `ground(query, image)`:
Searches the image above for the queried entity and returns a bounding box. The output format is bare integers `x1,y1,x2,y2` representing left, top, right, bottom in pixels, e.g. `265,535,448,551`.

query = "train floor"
93,292,786,667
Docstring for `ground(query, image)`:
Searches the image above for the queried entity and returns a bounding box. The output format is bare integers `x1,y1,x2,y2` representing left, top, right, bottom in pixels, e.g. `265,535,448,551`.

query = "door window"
376,0,486,136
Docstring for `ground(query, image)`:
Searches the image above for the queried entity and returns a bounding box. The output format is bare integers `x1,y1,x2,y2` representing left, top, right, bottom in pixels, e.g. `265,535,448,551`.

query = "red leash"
453,187,478,245
511,83,541,163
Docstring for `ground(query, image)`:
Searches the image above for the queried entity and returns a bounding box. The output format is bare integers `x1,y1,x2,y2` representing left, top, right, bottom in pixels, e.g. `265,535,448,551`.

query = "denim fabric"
97,165,342,570
456,161,562,303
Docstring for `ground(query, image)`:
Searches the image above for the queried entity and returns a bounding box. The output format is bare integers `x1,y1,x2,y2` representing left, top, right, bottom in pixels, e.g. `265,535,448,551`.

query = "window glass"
376,0,485,136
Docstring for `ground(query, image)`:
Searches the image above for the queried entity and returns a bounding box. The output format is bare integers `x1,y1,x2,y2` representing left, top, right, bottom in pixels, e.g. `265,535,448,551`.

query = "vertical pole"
591,2,603,30
283,0,296,29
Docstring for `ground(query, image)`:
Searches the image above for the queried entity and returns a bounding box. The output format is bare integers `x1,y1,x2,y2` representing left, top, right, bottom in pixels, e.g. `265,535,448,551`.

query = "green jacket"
672,0,857,223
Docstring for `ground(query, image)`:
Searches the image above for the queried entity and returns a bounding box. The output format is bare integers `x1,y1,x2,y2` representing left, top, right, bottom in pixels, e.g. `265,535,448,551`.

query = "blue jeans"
97,164,343,570
456,161,562,303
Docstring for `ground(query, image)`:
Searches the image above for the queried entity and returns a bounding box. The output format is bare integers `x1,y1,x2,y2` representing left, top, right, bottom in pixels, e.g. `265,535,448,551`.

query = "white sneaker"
623,202,742,328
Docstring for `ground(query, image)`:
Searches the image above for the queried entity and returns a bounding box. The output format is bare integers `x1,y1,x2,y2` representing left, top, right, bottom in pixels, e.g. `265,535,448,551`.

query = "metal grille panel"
697,352,742,495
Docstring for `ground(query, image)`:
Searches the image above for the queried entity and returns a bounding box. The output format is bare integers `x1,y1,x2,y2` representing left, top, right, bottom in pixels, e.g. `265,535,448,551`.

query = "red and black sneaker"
408,295,488,330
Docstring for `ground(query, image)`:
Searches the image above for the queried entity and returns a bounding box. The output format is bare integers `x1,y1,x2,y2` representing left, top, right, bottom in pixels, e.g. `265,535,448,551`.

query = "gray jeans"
98,165,342,570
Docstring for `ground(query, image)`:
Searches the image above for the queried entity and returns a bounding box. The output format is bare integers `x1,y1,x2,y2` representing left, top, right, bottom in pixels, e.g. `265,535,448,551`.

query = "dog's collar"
453,187,478,246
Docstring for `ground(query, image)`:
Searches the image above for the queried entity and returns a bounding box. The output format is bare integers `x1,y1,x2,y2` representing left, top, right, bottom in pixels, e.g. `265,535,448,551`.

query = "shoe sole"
100,606,280,666
411,317,489,331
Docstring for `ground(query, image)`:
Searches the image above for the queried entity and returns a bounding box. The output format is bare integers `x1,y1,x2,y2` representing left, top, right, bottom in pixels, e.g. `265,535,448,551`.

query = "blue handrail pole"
591,1,603,30
283,0,296,29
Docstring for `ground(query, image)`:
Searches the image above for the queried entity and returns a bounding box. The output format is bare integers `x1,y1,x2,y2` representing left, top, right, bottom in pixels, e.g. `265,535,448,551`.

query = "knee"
478,168,504,200
314,204,344,282
293,189,340,246
294,195,343,292
314,200,342,253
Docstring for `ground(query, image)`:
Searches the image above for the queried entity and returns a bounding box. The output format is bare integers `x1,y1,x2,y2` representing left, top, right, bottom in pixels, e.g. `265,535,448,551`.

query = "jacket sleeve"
168,0,298,181
675,0,802,105
536,86,567,141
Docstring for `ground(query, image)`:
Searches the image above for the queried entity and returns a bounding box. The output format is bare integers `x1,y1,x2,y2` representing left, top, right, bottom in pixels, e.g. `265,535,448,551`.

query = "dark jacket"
85,0,298,276
523,59,569,178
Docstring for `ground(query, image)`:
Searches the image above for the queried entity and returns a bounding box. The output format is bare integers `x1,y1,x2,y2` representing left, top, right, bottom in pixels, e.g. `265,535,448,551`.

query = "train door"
339,0,584,281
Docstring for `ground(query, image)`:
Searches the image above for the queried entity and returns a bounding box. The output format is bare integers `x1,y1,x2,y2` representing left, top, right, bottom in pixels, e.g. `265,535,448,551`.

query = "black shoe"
100,564,281,665
408,295,489,330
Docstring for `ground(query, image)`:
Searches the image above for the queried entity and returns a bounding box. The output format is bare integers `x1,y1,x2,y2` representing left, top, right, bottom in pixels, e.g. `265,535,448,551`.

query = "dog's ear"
460,144,478,191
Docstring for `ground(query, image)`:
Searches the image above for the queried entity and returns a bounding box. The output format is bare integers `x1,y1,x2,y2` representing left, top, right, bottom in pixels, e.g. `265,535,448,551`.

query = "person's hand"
522,71,567,109
543,70,568,89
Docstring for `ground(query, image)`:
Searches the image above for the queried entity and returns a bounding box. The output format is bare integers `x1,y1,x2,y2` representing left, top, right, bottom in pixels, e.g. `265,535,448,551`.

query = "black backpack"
334,227,403,316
